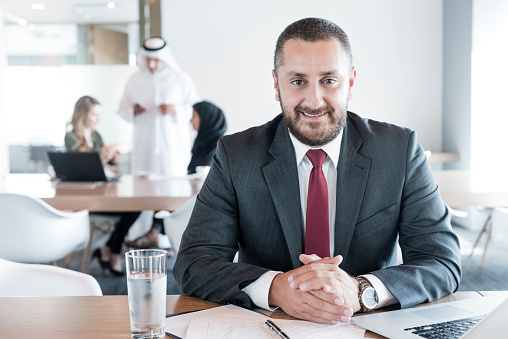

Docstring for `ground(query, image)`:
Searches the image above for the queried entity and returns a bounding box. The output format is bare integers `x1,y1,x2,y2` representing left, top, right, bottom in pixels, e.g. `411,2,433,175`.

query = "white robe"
118,69,200,177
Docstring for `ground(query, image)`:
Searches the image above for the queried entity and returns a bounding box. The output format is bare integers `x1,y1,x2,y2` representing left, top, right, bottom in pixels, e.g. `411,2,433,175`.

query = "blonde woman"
65,95,120,164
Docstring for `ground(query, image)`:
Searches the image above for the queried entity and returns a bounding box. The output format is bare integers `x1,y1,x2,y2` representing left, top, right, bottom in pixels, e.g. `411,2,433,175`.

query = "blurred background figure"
117,36,199,251
65,96,121,166
117,36,200,178
188,101,227,174
65,95,140,276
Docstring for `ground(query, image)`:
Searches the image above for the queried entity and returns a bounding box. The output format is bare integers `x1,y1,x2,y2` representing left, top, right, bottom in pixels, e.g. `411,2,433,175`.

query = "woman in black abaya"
188,101,227,174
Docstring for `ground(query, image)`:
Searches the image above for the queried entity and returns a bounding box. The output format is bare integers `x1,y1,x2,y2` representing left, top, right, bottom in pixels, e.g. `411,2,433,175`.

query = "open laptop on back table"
352,296,507,338
48,152,120,182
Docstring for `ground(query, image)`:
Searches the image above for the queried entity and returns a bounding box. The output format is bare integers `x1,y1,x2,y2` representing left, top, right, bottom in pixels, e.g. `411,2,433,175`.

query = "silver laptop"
352,297,507,338
48,151,120,182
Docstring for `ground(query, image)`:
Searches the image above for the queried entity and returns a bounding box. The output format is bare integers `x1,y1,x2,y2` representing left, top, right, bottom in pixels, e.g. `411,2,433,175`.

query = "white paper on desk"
186,318,366,339
165,304,266,338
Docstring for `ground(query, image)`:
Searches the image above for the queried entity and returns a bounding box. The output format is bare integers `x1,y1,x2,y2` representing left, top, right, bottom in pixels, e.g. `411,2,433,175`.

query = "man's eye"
323,79,337,84
291,80,305,85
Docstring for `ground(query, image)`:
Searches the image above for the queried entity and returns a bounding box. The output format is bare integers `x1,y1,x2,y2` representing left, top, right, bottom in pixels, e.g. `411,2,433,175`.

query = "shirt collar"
289,129,343,168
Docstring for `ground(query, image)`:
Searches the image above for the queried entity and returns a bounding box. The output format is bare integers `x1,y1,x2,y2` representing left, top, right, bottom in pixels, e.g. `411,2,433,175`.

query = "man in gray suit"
174,17,461,324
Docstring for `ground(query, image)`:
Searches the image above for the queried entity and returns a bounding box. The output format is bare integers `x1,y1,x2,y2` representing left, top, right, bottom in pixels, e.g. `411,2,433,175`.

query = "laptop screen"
48,152,110,182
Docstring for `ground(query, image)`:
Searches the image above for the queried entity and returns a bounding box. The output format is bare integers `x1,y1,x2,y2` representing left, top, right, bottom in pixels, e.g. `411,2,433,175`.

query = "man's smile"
301,111,327,118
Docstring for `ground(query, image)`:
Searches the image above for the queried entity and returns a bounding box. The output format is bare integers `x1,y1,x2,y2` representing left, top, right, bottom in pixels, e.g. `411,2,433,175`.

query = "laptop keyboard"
404,315,485,338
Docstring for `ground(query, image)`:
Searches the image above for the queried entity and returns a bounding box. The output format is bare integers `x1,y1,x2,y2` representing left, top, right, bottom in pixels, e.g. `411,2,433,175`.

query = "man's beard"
281,99,347,147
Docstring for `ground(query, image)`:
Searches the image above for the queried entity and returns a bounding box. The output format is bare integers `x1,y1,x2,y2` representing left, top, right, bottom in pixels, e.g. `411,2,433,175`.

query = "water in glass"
127,271,167,338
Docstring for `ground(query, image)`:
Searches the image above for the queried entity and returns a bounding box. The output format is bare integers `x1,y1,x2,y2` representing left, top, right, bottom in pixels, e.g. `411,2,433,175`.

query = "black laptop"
48,152,120,182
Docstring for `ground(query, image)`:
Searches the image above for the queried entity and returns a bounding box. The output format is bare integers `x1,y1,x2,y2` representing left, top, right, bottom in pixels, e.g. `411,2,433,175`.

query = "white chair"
0,193,90,264
158,195,198,253
0,257,102,296
470,206,508,267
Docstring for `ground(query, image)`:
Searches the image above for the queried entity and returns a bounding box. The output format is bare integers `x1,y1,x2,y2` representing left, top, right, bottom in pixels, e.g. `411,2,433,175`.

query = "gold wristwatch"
355,276,378,312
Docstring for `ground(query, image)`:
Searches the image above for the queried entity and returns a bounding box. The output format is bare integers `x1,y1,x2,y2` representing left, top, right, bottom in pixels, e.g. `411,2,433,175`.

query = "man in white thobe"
118,36,201,177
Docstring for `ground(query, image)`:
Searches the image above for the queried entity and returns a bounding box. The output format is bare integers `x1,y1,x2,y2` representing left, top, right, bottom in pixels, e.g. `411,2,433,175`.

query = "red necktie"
305,149,330,258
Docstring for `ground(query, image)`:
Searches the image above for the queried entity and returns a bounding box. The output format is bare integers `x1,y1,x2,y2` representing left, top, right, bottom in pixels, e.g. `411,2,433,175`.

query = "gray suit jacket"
174,112,461,309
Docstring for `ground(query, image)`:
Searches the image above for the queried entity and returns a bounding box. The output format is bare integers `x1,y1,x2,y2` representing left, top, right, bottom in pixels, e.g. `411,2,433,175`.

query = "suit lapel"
334,117,371,259
262,119,303,268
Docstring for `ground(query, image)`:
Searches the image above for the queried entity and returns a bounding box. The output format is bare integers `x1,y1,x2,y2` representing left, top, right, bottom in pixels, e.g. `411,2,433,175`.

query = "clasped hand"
133,103,146,116
268,254,360,324
160,104,176,115
100,144,121,163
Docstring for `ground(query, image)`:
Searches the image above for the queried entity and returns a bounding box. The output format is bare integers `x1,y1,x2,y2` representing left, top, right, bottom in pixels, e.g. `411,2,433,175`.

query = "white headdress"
136,36,181,72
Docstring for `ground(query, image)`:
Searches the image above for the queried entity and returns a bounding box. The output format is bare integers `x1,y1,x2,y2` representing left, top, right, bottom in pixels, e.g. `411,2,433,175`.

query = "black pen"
266,319,290,339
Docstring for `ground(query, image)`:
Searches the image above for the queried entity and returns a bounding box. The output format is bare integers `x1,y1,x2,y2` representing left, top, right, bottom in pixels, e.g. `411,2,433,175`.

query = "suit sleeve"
173,139,270,308
371,131,462,308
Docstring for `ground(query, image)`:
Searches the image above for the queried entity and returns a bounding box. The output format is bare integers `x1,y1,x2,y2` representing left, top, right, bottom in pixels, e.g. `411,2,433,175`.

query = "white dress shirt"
242,129,396,310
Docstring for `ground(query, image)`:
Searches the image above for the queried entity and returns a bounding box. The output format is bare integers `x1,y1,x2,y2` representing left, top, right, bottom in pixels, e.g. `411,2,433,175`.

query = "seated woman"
65,96,121,165
65,95,140,276
188,101,227,174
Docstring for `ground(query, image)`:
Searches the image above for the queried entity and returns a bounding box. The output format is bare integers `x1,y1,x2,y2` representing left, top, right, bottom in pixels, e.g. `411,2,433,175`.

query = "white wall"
471,0,508,174
162,0,443,151
443,0,472,171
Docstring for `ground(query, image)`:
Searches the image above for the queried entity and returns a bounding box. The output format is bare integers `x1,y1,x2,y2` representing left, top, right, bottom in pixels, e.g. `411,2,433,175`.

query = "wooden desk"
433,170,508,207
0,174,201,212
0,292,494,338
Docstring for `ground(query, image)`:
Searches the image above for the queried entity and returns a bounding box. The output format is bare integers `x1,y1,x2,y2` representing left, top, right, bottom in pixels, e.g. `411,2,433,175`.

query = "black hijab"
188,101,227,174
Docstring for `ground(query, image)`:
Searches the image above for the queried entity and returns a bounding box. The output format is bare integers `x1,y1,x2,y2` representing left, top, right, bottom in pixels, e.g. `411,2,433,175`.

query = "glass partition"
3,1,140,173
5,22,139,66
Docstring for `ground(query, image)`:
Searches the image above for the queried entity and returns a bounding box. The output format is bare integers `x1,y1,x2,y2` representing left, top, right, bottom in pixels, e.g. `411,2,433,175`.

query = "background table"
433,170,508,208
6,170,507,211
0,173,201,212
0,292,501,339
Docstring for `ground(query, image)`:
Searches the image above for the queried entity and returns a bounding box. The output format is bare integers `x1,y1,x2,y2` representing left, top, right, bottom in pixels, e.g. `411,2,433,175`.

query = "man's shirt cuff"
362,274,397,308
242,271,281,311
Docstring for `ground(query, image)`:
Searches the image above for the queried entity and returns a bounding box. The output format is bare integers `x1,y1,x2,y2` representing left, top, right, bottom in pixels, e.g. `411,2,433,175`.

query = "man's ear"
272,69,280,101
348,66,357,101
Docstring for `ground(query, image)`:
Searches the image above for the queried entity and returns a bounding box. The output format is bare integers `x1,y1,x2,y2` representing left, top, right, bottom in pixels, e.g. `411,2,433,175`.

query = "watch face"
362,286,378,309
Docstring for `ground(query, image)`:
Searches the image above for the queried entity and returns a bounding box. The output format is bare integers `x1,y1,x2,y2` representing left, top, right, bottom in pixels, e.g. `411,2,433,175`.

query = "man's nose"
303,82,324,109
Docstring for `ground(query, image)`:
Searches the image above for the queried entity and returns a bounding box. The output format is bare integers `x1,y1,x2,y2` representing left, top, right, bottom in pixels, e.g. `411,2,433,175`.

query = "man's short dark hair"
274,17,353,76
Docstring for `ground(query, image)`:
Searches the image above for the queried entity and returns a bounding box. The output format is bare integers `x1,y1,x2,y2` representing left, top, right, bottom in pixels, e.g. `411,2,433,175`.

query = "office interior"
0,0,507,293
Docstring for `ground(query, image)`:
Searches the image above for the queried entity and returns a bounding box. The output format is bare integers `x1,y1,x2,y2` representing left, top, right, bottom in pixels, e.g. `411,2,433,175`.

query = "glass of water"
125,249,167,339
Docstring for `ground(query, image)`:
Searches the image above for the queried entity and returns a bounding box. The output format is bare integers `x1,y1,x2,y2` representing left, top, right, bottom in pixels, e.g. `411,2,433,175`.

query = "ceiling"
0,0,138,24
